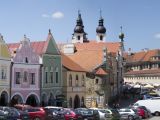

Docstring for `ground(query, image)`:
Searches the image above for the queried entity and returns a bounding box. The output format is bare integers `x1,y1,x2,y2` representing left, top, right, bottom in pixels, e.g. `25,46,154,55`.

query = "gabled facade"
0,34,11,106
10,35,40,106
41,31,62,106
62,54,86,108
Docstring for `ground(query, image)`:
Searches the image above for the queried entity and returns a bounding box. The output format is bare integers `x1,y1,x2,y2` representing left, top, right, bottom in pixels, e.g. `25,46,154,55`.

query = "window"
95,79,99,84
82,75,85,86
45,72,48,83
25,57,28,63
100,35,103,40
56,72,58,83
15,72,20,84
69,74,72,86
75,75,79,86
30,73,35,85
55,67,58,83
24,71,28,82
77,36,80,40
50,72,53,83
1,69,6,80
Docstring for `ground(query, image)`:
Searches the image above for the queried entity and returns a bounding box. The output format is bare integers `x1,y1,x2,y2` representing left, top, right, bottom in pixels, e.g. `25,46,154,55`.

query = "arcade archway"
0,91,8,106
74,95,80,108
26,94,39,107
11,94,23,106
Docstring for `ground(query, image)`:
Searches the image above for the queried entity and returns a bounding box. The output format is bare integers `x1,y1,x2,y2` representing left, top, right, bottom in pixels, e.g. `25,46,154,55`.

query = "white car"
118,108,140,120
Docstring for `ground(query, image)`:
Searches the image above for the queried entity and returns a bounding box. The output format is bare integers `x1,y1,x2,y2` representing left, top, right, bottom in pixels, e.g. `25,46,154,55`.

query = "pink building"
10,35,40,106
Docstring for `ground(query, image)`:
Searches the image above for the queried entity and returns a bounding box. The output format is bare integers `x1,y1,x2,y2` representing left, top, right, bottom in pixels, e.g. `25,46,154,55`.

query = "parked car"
133,99,160,116
14,105,46,120
0,110,7,120
75,108,100,120
131,105,151,118
118,108,140,120
57,109,83,120
133,107,147,119
44,106,64,120
0,106,30,120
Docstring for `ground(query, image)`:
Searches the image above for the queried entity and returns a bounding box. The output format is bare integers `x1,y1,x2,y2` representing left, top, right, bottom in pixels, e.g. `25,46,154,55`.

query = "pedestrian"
116,103,120,109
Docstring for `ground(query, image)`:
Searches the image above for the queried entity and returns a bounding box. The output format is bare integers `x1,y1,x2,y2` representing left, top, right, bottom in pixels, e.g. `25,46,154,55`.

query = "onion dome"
74,11,84,33
96,17,106,34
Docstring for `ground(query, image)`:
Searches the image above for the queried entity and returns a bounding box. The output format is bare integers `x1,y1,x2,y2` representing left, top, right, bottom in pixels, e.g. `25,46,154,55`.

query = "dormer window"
100,35,103,41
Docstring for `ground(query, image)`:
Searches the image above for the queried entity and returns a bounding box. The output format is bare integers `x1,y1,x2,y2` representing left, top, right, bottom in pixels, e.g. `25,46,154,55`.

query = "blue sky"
0,0,160,52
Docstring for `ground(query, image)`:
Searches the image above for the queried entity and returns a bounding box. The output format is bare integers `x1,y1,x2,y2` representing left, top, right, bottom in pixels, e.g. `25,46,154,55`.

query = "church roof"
67,40,121,72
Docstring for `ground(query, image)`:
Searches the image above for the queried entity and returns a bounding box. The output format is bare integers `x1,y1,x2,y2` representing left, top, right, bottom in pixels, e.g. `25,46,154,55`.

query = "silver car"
118,108,140,120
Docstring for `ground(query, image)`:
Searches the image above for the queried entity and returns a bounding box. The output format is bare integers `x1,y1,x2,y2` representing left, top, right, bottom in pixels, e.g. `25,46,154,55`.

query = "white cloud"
52,11,64,19
154,33,160,39
42,14,50,18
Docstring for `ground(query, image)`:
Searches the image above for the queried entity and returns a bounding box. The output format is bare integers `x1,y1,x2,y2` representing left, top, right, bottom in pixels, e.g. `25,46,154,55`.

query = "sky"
0,0,160,52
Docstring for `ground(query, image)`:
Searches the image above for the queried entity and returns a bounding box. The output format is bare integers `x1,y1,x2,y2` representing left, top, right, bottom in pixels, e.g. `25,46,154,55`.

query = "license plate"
84,119,88,120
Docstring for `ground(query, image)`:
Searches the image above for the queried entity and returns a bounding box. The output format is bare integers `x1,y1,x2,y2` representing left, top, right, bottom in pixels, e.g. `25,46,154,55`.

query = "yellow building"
0,34,11,105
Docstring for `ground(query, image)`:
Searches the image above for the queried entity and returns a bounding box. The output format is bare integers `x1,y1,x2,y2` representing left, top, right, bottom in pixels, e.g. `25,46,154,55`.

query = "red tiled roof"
8,41,46,56
125,69,160,75
125,49,160,62
62,53,86,72
95,68,107,75
66,40,120,72
75,41,121,53
68,50,103,72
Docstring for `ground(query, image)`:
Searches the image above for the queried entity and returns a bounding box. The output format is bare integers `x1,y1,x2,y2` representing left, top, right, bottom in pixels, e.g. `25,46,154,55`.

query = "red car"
14,104,46,120
57,109,83,120
135,107,148,119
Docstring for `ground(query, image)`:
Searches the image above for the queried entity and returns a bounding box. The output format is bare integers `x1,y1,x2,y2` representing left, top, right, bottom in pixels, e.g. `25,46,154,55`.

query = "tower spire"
119,26,124,42
100,9,102,19
72,10,88,43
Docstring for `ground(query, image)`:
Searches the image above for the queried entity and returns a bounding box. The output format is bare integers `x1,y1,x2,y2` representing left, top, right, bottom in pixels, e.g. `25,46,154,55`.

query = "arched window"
77,36,80,40
95,79,99,84
82,75,85,86
69,74,72,86
75,75,79,86
100,35,103,40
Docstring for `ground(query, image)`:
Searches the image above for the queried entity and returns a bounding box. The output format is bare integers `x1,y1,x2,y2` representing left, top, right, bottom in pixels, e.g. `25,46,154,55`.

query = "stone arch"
11,93,24,106
26,93,39,107
0,91,9,106
74,95,80,108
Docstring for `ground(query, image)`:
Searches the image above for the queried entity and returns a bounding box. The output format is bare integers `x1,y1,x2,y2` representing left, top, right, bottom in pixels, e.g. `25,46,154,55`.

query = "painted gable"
13,36,39,63
43,31,60,55
0,35,11,59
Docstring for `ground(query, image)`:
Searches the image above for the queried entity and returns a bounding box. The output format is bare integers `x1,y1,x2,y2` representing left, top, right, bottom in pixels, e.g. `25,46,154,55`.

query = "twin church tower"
71,11,106,43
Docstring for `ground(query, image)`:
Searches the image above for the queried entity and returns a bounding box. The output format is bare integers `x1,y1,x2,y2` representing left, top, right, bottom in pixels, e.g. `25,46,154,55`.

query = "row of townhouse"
0,12,125,108
124,49,160,86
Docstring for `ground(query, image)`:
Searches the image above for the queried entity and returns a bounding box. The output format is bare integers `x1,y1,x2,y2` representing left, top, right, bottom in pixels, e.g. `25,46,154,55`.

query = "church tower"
72,11,88,43
96,10,106,42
